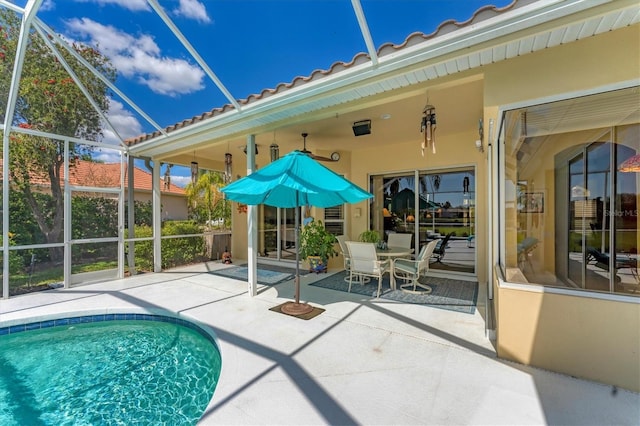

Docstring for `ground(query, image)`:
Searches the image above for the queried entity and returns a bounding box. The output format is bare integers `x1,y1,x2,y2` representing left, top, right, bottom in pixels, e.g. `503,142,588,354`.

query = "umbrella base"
281,301,314,316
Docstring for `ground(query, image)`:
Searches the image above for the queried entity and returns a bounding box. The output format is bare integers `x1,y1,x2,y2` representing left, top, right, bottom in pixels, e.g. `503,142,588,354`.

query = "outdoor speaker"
352,120,371,136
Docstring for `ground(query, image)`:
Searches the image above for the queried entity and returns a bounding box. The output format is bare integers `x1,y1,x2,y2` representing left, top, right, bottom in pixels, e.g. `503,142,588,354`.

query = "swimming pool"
0,313,221,425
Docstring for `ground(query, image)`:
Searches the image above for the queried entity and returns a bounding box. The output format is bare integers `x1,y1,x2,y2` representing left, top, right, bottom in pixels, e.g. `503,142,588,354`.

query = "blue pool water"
0,316,221,425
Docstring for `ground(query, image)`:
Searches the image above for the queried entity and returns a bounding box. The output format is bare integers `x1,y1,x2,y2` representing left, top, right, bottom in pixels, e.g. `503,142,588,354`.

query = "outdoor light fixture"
352,119,371,136
224,153,232,182
190,161,198,184
270,143,279,162
420,104,436,156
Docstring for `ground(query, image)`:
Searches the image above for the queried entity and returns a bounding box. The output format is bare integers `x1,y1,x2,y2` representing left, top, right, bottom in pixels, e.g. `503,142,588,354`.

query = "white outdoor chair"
345,241,390,298
393,239,439,294
387,233,412,250
335,235,350,273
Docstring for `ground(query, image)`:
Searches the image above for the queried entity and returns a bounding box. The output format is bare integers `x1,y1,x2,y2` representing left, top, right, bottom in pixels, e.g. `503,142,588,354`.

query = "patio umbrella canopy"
389,188,440,230
390,188,439,212
221,150,372,315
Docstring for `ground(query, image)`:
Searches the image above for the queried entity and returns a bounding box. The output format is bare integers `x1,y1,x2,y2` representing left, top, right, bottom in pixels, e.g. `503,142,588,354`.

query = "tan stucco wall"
484,25,639,107
488,25,640,392
497,283,640,392
135,191,188,220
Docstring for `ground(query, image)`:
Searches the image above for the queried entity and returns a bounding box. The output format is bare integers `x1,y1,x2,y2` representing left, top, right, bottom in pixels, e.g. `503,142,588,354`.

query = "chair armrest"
376,259,390,272
377,259,390,267
394,258,416,268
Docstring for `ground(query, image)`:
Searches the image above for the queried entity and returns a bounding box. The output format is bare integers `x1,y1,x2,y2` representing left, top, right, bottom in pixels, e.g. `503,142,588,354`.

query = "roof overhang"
128,0,640,159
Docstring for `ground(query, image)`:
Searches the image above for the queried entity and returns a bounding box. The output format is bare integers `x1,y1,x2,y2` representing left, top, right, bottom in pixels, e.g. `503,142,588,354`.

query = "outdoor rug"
310,271,478,314
209,265,295,285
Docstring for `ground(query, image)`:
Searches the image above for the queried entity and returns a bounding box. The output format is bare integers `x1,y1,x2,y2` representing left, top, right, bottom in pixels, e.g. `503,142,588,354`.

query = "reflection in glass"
503,87,638,296
371,169,476,275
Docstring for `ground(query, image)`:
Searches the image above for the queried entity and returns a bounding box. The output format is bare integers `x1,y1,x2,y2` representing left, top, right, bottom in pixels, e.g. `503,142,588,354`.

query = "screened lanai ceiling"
2,0,639,171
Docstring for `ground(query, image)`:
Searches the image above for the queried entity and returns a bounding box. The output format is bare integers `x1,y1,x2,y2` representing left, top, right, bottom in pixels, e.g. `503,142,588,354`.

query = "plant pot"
307,256,327,273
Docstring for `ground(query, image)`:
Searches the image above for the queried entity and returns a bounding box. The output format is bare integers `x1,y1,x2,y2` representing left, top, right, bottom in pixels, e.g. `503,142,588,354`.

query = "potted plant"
359,229,381,244
299,220,338,273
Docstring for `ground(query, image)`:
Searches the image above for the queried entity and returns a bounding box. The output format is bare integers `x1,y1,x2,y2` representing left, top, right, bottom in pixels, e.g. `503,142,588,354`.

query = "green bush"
131,221,207,271
7,234,24,274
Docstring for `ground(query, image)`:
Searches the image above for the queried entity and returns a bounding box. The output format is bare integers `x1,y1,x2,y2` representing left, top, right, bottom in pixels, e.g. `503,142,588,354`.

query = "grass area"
7,260,118,289
422,226,475,238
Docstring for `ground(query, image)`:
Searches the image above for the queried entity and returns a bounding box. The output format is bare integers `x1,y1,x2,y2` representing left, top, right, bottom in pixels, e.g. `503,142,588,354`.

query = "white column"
153,160,162,272
246,135,258,296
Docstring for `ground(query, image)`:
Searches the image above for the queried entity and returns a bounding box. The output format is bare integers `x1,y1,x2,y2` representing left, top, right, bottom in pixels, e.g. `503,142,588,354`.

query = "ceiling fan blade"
312,154,335,162
300,132,336,161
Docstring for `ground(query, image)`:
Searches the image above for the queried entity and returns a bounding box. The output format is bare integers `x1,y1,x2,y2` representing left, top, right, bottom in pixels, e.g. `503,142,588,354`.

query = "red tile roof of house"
11,160,185,194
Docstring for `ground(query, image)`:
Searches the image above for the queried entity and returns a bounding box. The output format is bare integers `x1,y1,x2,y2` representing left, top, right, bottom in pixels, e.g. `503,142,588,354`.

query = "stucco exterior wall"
486,25,640,391
497,283,640,392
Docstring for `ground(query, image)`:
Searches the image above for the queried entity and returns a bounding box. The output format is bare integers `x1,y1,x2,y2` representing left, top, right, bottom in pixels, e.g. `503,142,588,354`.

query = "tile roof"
10,160,185,194
125,1,521,146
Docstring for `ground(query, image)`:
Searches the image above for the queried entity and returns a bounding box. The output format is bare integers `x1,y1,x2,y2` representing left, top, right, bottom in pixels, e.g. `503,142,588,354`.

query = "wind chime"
420,104,437,156
224,152,232,183
190,151,198,185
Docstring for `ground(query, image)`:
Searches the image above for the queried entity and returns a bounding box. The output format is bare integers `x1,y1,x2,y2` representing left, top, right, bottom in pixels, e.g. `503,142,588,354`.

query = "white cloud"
170,174,191,188
91,147,123,163
74,0,211,22
101,99,143,145
173,0,211,24
39,0,56,12
64,18,205,96
74,0,150,12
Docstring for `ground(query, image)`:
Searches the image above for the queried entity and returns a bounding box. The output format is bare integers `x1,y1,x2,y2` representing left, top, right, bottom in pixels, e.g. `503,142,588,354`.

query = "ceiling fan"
299,132,340,162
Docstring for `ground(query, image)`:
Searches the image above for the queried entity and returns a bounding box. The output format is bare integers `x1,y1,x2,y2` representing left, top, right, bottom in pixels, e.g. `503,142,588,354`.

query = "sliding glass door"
259,206,297,261
370,168,476,275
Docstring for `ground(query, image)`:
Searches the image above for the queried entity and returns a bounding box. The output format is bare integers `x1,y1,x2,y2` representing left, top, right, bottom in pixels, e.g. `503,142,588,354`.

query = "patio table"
376,246,414,290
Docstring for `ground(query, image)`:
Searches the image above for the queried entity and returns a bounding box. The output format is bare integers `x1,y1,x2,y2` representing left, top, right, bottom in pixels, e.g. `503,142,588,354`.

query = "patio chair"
431,232,454,263
345,241,390,297
336,235,350,273
394,239,439,294
387,233,413,250
585,246,638,280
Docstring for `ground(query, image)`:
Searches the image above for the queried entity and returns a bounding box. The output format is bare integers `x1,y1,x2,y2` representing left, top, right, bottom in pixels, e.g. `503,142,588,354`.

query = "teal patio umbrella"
390,188,440,231
221,150,372,315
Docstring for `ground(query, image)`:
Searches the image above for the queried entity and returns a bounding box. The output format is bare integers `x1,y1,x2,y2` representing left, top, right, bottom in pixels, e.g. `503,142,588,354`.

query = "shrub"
131,221,207,271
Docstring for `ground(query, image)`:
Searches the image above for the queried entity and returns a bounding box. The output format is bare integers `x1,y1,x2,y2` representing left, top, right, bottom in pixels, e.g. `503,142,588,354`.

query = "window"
324,205,344,236
370,169,476,275
501,87,639,295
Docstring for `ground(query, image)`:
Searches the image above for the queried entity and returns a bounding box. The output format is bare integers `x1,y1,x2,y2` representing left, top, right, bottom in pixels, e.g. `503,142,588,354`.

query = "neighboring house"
24,160,188,221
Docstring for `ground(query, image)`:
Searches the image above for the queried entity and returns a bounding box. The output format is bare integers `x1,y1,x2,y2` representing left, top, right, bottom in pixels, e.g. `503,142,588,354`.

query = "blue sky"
11,0,512,185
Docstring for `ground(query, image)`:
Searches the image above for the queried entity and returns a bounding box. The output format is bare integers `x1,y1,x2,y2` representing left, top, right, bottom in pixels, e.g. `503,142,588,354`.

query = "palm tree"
429,174,441,201
185,171,226,227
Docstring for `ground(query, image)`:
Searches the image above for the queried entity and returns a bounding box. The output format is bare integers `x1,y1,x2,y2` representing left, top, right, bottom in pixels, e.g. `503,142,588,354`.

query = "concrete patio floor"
1,261,638,425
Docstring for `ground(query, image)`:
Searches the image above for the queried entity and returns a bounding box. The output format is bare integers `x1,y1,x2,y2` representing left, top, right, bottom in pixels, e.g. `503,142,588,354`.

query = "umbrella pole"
295,202,300,304
281,194,313,316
